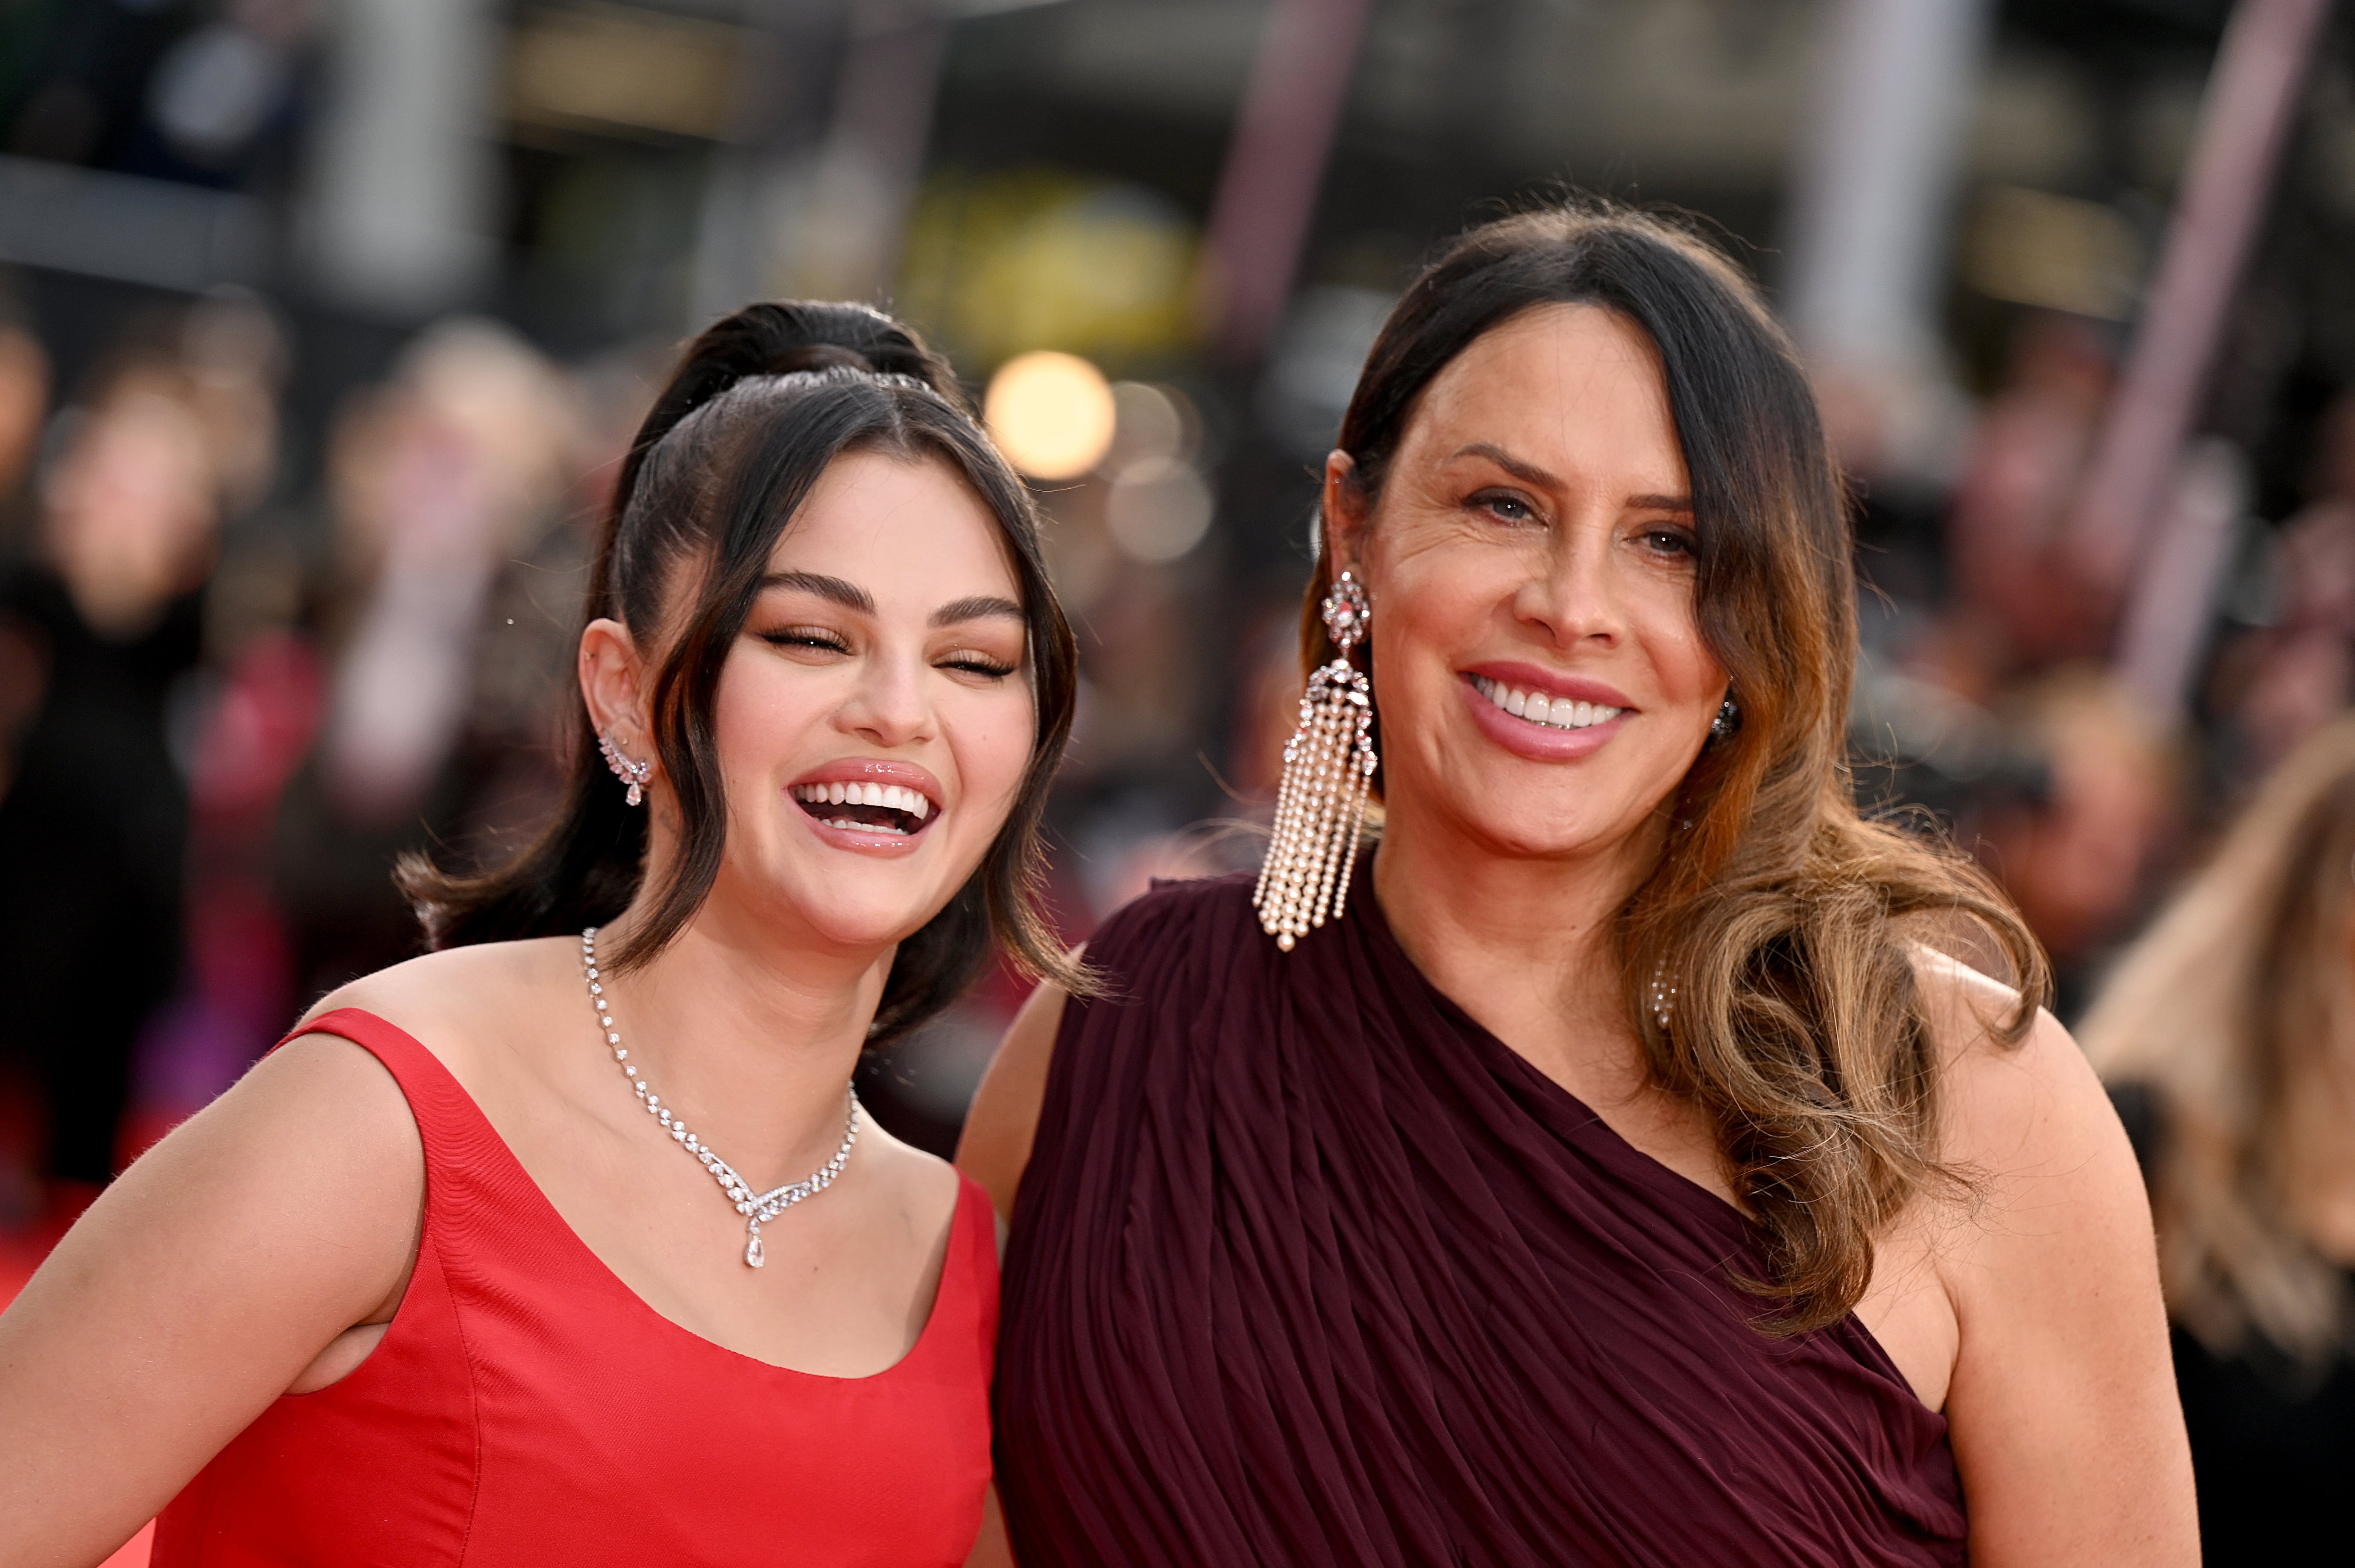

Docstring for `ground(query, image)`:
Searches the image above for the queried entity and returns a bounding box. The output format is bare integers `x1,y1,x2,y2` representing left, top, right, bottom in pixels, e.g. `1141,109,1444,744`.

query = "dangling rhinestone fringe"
1253,571,1378,952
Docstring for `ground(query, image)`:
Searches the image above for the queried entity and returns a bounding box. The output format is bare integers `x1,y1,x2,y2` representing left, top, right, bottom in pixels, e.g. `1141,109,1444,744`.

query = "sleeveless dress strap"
281,1006,498,1148
947,1171,1002,1349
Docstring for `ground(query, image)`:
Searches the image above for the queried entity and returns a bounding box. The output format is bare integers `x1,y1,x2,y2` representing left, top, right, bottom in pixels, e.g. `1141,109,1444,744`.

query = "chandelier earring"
1710,691,1739,742
599,731,654,807
1252,570,1378,951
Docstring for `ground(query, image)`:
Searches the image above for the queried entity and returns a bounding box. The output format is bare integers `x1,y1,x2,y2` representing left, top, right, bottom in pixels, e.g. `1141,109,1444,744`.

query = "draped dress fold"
994,868,1964,1567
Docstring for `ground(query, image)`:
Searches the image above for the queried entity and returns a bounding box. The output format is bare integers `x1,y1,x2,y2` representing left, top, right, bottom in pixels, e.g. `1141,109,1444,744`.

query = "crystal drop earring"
1711,691,1739,742
599,731,654,807
1251,570,1377,951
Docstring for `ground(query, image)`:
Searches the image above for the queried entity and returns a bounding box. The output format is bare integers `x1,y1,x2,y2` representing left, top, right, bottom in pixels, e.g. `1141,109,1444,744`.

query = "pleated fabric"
995,869,1965,1568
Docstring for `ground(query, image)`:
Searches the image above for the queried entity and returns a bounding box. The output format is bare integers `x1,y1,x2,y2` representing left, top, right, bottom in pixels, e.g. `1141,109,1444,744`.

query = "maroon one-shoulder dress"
994,868,1965,1567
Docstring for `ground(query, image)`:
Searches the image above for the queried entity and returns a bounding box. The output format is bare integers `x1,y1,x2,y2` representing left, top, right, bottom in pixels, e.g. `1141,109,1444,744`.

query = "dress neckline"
1345,856,1752,1241
1342,862,1937,1408
304,1005,973,1384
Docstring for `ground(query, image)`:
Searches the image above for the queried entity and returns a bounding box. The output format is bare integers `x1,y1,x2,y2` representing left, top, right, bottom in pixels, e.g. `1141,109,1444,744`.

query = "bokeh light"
984,350,1117,480
1107,456,1214,564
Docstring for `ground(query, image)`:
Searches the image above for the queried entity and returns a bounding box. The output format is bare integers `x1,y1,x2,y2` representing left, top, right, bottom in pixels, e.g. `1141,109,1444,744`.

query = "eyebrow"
762,571,874,614
761,572,1022,628
931,594,1024,628
1448,442,1694,514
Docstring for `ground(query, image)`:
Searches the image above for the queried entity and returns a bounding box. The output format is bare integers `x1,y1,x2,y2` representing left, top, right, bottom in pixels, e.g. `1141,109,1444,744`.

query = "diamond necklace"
579,926,860,1269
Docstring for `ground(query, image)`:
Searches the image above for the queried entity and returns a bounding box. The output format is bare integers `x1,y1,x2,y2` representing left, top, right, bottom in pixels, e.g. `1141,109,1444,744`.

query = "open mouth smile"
790,779,937,838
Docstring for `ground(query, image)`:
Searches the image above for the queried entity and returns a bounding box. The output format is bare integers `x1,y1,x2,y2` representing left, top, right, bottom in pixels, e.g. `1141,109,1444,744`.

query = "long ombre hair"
1307,204,2048,1332
2080,715,2355,1364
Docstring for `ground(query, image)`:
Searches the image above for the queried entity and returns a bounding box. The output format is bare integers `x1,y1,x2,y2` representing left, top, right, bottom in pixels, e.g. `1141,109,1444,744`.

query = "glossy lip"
790,757,944,812
1458,665,1634,763
1462,661,1636,711
788,758,945,853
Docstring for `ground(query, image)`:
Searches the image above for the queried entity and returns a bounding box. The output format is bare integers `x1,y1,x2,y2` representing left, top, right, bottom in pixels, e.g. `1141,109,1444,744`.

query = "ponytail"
397,302,1084,1044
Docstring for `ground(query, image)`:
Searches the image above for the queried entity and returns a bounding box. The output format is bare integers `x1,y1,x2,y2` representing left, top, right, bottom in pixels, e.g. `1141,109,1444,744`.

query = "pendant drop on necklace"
578,926,860,1273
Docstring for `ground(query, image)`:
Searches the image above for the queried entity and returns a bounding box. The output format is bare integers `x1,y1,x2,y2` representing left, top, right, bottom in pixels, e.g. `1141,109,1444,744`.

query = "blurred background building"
0,0,2348,1188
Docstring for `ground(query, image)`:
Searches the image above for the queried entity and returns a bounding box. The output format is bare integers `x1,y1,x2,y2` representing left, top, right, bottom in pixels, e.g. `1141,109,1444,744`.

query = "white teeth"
796,778,931,829
1472,675,1625,732
821,816,911,835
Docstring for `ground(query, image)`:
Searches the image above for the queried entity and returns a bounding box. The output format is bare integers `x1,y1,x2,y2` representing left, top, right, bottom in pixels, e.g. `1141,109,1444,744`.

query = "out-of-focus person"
0,311,48,531
1969,666,2179,1019
0,308,53,789
2209,389,2355,788
2080,711,2355,1564
0,346,222,1210
127,294,313,1147
1944,311,2117,676
271,319,584,1002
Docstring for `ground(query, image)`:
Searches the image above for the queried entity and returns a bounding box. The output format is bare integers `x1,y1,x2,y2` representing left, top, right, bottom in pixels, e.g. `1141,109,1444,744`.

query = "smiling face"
627,448,1035,955
1336,302,1728,871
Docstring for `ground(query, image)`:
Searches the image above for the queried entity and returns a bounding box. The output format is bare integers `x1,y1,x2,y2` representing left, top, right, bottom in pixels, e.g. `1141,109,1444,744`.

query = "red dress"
153,1008,998,1566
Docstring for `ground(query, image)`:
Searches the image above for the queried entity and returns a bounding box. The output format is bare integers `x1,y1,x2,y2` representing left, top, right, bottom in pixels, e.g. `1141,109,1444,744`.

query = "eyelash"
760,628,848,654
1471,492,1695,558
758,628,1016,679
1471,488,1538,524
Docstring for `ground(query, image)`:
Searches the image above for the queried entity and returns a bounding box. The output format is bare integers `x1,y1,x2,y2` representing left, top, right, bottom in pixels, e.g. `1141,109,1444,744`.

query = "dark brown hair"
1309,203,2049,1331
401,302,1082,1045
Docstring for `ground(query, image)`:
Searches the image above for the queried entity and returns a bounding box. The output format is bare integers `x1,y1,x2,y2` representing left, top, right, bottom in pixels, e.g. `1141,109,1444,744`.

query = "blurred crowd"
9,0,2355,1560
8,269,2355,1194
0,285,633,1226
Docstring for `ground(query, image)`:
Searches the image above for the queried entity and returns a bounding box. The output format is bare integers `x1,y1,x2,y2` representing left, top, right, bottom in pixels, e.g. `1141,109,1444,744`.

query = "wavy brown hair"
1306,203,2049,1332
401,301,1085,1046
2081,715,2355,1365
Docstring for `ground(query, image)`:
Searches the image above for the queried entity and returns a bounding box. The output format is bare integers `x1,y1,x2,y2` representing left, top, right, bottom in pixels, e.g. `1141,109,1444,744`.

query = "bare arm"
0,1035,423,1566
962,1483,1015,1568
952,976,1072,1568
1921,961,2197,1566
955,978,1068,1225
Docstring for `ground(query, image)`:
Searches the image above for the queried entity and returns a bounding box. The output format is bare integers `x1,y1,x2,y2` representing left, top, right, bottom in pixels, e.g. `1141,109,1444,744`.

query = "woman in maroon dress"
960,208,2196,1565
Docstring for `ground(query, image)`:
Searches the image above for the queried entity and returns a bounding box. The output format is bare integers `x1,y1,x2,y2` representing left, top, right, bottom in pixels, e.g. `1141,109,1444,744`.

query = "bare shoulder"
861,1119,966,1239
0,996,443,1554
301,936,575,1083
1906,946,2123,1184
1902,956,2194,1562
955,966,1075,1224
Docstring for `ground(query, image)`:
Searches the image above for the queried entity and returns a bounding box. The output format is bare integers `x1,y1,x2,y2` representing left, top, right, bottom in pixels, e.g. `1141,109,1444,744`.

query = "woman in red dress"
0,301,1078,1566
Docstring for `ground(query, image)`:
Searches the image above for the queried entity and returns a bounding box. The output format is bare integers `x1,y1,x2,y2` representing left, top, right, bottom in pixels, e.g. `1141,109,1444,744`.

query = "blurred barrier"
305,0,500,316
2068,0,2333,602
2113,439,2248,719
1784,0,1991,414
788,0,949,305
0,154,267,292
1196,0,1373,366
